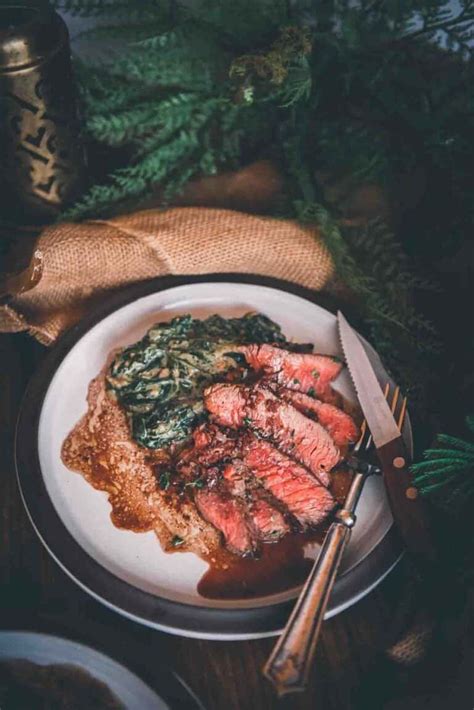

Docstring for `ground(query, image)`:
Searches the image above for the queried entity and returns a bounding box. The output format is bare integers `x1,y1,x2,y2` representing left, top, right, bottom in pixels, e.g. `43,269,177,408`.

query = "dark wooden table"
1,332,472,710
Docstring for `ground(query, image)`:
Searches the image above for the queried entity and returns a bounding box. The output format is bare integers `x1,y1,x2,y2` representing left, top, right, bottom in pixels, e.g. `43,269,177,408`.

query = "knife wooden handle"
377,436,437,567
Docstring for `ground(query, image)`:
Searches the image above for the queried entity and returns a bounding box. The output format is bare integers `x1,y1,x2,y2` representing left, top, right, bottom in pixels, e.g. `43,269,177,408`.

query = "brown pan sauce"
80,436,353,600
64,375,358,602
197,467,352,600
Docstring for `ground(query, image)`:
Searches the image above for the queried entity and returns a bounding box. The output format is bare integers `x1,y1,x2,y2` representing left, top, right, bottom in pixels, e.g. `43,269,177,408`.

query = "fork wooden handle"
263,472,366,696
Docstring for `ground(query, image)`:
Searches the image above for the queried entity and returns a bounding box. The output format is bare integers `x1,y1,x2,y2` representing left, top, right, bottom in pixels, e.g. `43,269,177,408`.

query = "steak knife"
263,314,438,696
337,311,437,568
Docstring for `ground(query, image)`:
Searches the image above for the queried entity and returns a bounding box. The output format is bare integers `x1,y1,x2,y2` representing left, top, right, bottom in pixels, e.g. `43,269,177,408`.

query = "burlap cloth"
0,199,433,670
0,206,335,345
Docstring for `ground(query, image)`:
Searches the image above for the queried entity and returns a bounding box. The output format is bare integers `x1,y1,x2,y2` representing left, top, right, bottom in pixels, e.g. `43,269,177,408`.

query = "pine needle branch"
411,416,474,507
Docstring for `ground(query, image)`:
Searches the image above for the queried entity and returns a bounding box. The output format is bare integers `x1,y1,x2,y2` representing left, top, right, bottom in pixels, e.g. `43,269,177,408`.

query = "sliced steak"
239,344,342,402
180,424,240,470
194,487,257,556
203,384,247,429
242,438,336,528
249,497,289,541
204,384,340,484
222,461,248,498
282,391,359,449
222,462,289,541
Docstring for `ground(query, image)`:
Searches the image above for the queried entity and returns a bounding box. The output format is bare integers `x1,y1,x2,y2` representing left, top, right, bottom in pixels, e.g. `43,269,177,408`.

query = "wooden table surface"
1,332,472,710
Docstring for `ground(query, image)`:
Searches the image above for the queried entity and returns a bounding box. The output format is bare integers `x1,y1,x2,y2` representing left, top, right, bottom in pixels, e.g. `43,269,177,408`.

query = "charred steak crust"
238,344,342,403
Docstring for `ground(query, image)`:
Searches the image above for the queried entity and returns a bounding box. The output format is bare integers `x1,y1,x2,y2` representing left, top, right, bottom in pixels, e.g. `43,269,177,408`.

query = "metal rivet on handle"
335,510,356,528
393,456,405,469
406,487,418,500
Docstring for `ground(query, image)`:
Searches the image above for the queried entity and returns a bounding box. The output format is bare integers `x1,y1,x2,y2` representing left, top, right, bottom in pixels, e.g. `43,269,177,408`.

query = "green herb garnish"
159,471,172,490
307,387,316,397
171,535,184,547
186,478,206,489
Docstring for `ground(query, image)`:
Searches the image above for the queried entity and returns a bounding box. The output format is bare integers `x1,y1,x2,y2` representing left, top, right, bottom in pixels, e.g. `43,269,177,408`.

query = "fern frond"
86,93,202,146
278,58,313,107
75,61,155,115
106,46,224,93
64,105,220,219
52,0,173,20
63,139,190,219
72,21,170,45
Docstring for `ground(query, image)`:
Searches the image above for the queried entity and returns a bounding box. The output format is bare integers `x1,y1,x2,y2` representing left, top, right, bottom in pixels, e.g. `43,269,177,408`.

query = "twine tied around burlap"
0,203,434,667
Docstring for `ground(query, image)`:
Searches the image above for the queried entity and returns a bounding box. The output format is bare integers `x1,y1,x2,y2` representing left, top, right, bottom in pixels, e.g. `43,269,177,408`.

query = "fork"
263,384,408,696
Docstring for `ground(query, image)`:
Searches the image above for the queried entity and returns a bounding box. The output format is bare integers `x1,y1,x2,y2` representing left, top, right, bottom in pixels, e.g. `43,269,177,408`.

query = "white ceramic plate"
16,276,407,639
0,631,203,709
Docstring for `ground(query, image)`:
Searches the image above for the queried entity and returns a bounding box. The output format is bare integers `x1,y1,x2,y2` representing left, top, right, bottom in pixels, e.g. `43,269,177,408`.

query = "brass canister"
0,2,85,223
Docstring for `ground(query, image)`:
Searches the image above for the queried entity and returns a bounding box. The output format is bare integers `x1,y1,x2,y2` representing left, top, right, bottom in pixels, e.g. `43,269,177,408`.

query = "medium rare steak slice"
282,391,359,449
238,344,342,403
194,487,258,556
203,384,247,429
222,463,289,541
192,424,240,458
204,384,340,484
242,438,336,528
178,424,240,477
222,461,248,498
249,497,290,541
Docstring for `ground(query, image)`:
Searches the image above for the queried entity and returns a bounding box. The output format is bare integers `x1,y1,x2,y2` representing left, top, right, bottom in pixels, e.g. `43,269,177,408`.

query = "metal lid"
0,3,68,71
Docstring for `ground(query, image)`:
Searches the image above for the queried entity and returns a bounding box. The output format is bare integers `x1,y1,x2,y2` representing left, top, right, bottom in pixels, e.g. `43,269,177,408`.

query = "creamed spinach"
107,313,292,449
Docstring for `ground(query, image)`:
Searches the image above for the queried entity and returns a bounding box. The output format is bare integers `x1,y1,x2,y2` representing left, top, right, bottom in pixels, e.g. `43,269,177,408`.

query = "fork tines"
354,383,407,453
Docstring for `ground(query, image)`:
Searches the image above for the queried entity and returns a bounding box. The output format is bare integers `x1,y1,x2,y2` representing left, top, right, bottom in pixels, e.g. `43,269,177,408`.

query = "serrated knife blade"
337,311,400,449
337,310,437,567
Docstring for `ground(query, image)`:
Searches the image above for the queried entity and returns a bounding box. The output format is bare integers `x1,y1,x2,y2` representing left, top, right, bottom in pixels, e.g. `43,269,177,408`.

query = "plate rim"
15,273,405,639
0,630,205,709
